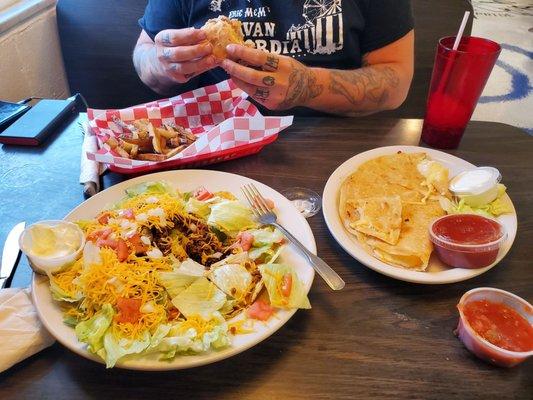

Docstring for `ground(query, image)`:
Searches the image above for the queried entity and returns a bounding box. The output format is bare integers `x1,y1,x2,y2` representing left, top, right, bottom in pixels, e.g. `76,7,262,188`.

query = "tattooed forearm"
328,66,400,112
279,62,323,109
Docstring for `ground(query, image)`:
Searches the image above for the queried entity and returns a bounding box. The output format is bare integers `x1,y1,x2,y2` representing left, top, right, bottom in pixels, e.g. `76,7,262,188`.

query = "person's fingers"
155,28,207,47
226,45,281,72
221,59,267,86
230,77,271,104
168,55,217,77
225,44,266,67
159,43,213,63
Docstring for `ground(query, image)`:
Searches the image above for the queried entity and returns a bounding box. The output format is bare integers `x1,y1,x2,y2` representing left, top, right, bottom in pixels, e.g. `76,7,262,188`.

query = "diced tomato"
194,186,213,201
96,238,118,249
117,238,130,262
127,233,148,254
120,209,135,219
115,297,142,324
246,299,275,321
167,307,180,321
239,231,254,251
87,227,113,242
265,198,275,210
97,212,112,225
281,273,292,297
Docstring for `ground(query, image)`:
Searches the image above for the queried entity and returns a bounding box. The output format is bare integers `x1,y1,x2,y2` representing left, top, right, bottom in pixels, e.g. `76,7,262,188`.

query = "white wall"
0,0,69,102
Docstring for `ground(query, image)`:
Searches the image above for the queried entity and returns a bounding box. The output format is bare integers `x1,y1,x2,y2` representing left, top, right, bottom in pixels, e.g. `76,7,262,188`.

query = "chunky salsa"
463,300,533,352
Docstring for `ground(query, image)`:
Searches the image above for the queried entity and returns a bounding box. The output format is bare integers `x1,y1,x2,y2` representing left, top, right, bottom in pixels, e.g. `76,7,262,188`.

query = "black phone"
0,100,30,132
0,99,76,146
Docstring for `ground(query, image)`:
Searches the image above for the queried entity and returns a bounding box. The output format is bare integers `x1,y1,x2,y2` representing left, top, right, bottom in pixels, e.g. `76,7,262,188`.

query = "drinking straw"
453,11,471,50
436,11,471,94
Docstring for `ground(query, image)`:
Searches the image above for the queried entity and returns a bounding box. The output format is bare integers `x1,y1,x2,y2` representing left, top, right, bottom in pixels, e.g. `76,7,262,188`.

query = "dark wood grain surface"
0,116,531,399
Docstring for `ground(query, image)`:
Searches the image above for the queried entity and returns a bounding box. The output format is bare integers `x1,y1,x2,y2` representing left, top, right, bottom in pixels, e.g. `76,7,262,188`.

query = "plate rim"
322,145,518,284
32,169,316,371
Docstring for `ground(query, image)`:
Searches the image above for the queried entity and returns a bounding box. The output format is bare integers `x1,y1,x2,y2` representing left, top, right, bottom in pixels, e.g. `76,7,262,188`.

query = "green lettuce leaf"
185,197,212,219
50,278,83,303
259,264,311,309
157,258,206,298
75,303,114,353
102,330,151,368
153,312,230,359
247,228,284,247
208,264,252,300
125,181,175,197
248,244,285,264
440,191,513,218
207,200,258,236
171,277,227,318
211,252,249,268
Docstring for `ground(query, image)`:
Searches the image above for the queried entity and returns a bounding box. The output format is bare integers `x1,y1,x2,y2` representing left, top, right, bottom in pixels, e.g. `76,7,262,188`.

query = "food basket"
86,79,293,174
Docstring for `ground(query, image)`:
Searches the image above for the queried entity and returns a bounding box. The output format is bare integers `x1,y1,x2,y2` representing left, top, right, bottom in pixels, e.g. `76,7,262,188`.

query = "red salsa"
463,300,533,352
433,214,502,245
430,214,505,269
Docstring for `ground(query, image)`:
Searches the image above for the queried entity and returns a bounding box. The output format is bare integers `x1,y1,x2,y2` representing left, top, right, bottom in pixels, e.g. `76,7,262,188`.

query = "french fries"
106,118,196,161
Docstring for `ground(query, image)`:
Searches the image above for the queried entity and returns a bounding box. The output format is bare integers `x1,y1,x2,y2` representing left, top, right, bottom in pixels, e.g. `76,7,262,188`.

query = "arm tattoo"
328,65,400,111
279,62,323,109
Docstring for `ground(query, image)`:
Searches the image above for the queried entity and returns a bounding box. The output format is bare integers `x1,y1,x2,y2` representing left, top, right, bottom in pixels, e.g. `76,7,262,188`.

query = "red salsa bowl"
429,214,506,269
456,288,533,367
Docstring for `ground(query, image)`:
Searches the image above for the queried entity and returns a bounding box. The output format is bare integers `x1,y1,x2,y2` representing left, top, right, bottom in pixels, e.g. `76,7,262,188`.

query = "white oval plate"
32,170,316,370
322,146,517,284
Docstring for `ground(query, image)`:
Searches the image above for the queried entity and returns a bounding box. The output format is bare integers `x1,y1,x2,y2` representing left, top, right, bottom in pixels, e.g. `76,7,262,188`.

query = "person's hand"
221,45,323,110
154,28,217,83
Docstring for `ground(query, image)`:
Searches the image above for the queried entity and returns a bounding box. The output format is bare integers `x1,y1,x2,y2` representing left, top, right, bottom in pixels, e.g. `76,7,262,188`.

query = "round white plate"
32,170,316,370
322,146,517,284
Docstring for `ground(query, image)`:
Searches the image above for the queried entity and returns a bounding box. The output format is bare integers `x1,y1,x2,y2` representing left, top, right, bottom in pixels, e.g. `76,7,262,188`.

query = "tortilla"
201,16,251,59
344,195,402,245
339,152,447,271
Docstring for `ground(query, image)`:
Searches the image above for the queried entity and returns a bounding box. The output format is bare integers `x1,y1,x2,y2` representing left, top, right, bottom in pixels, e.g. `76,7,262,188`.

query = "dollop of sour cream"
26,223,82,259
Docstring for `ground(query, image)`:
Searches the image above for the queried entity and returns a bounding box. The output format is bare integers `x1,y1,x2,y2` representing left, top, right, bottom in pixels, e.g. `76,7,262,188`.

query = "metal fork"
242,184,345,291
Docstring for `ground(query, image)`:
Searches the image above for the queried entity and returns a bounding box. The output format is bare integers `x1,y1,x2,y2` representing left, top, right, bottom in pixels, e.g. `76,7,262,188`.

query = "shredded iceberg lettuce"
259,264,311,309
75,303,114,354
171,277,227,318
102,330,151,368
185,197,212,219
440,184,512,218
207,200,258,236
153,312,230,359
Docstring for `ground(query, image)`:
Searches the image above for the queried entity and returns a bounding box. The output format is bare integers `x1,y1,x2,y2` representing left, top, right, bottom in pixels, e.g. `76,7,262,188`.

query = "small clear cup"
280,187,322,218
456,288,533,367
19,220,85,275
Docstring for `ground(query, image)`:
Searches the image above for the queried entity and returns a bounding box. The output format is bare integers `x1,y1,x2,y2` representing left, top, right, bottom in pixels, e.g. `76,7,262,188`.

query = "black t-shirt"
139,0,413,89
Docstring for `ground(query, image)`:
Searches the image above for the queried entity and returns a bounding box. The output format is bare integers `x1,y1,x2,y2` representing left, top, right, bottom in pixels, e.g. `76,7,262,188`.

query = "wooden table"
0,115,531,399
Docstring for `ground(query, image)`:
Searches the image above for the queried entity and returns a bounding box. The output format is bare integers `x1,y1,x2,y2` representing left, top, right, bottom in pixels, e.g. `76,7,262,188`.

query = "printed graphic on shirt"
214,0,344,57
288,0,343,55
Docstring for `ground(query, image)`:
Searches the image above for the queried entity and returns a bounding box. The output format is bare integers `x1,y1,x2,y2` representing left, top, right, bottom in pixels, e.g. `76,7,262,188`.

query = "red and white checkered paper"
86,79,293,171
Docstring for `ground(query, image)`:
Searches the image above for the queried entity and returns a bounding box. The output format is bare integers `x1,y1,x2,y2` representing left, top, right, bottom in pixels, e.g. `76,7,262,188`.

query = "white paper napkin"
0,288,55,373
79,115,106,196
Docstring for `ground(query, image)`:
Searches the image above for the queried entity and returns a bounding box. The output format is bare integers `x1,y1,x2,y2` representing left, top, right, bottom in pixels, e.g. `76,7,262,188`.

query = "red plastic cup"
421,36,501,149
